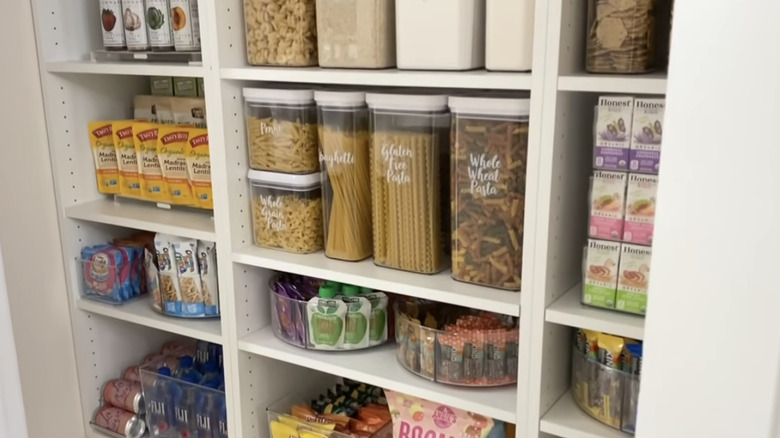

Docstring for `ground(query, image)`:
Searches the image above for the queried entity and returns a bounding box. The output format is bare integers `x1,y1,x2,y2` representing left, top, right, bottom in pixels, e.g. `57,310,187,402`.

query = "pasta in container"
248,170,324,253
244,87,319,174
314,90,373,261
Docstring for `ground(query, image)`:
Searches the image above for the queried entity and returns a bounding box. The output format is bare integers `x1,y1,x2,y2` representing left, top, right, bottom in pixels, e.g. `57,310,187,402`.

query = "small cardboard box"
629,98,665,174
583,239,621,309
149,76,174,96
623,173,658,245
197,77,205,98
589,170,627,241
594,96,634,171
173,77,198,97
616,243,652,315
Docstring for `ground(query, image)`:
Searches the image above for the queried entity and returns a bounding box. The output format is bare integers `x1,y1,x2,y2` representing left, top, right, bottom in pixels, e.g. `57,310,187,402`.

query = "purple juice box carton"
629,98,665,174
594,96,634,171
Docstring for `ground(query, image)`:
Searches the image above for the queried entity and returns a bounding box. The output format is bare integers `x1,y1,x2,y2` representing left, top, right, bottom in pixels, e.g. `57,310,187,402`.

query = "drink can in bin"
93,406,146,438
102,379,145,414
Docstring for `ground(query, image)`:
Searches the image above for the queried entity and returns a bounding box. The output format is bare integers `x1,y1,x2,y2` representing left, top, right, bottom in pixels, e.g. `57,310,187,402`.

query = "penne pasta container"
244,87,319,174
366,93,450,274
315,90,373,262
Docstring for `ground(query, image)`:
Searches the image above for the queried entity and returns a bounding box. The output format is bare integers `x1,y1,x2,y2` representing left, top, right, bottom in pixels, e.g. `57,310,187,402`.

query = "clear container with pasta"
366,93,450,274
315,90,373,261
449,96,530,291
244,87,320,174
243,0,318,66
248,170,324,253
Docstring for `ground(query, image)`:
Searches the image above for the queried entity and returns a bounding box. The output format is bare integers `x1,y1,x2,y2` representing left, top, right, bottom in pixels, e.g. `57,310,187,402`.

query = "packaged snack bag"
171,238,205,317
186,128,213,209
197,241,219,316
384,390,494,438
157,126,195,206
113,120,143,198
133,122,169,203
154,234,182,315
88,121,120,194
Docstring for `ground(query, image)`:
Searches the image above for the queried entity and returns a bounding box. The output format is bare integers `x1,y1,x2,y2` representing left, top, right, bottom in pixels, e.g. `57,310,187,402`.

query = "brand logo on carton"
92,125,112,138
636,101,665,109
116,126,133,139
589,240,619,251
623,245,651,256
161,131,189,144
629,174,657,184
137,129,158,142
595,171,626,180
190,134,209,148
598,98,632,107
432,406,456,428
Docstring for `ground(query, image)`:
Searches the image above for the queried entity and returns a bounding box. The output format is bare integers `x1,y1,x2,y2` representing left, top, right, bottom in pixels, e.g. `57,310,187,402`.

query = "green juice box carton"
616,243,652,315
583,239,620,309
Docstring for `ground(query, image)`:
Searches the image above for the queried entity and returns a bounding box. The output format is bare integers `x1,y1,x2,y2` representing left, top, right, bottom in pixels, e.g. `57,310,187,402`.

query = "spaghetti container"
366,93,450,274
315,90,373,261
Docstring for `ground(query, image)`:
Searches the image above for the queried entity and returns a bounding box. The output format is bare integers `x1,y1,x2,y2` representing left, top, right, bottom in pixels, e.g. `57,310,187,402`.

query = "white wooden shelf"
558,72,667,95
221,67,532,90
233,245,522,316
76,297,222,344
540,391,630,438
65,199,216,241
546,285,645,340
46,61,204,77
239,326,518,423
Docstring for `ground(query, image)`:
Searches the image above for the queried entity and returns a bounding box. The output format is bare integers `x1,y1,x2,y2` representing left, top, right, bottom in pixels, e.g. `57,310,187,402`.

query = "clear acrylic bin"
79,256,143,305
571,347,640,434
394,301,519,387
243,0,318,66
315,0,396,68
366,93,450,274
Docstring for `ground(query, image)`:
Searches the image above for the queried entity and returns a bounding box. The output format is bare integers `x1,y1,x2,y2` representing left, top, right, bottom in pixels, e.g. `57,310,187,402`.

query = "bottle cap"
179,356,194,368
325,281,342,291
203,362,217,373
158,367,172,376
342,285,359,296
359,287,373,294
319,286,337,299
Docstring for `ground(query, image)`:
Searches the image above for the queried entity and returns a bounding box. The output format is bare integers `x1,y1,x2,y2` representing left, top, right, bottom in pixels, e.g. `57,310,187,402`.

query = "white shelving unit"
28,0,667,438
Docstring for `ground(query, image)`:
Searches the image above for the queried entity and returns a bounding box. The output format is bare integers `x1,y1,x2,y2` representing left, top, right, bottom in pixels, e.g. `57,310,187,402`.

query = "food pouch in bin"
384,390,494,438
81,245,133,303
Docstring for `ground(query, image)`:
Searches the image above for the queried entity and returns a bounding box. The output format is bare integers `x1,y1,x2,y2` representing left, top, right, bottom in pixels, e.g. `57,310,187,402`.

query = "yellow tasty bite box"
112,120,142,198
186,128,212,209
88,121,120,194
132,122,170,203
157,125,195,206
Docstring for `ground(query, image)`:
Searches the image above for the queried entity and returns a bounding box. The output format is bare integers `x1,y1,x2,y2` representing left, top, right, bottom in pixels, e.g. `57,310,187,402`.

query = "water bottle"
172,374,199,438
194,380,221,438
215,391,228,438
199,362,220,386
175,356,204,383
146,367,174,437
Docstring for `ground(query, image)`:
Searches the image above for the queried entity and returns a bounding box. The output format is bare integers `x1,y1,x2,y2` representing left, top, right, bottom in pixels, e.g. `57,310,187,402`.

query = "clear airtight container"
366,93,450,274
449,96,530,290
244,88,319,174
315,91,373,261
243,0,318,66
315,0,396,68
248,170,323,253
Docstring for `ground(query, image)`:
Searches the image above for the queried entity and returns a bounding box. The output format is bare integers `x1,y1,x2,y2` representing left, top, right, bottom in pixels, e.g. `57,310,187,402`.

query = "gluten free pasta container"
249,170,324,253
449,96,529,290
367,93,449,274
244,87,319,174
243,0,318,66
315,91,373,261
315,0,396,68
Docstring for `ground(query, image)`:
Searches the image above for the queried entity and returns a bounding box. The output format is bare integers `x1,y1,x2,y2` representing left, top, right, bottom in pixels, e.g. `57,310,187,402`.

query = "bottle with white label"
146,0,174,51
170,0,201,51
121,0,150,51
99,0,127,50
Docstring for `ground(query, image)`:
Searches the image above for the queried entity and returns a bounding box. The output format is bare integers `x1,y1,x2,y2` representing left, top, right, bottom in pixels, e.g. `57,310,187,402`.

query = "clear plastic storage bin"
485,0,534,71
366,93,449,274
571,347,640,434
315,0,396,68
243,0,318,66
244,87,319,174
249,170,323,253
395,0,485,70
315,91,373,261
449,96,530,290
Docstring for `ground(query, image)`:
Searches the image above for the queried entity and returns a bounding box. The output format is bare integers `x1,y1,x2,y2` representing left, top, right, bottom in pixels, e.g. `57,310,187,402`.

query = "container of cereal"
249,170,323,253
243,0,318,66
315,90,373,261
449,96,529,290
366,93,450,274
315,0,396,68
244,87,319,174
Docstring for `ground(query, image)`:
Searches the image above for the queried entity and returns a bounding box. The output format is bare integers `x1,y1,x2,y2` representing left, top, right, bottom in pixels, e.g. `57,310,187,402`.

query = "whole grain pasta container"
485,0,534,71
366,93,449,274
449,96,529,291
315,0,396,68
315,91,373,261
243,0,318,66
244,88,319,174
395,0,485,70
586,0,666,73
248,170,324,253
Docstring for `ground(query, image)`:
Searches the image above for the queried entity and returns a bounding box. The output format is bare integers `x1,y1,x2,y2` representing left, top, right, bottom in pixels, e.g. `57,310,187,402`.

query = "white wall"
0,1,84,437
637,1,780,437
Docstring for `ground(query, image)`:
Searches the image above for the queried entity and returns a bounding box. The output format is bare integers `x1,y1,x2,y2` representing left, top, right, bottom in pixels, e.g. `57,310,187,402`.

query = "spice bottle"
100,0,127,51
146,0,175,51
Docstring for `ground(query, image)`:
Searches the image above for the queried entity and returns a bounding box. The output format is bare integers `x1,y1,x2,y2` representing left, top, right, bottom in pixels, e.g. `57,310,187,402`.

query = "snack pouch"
171,238,205,317
597,333,624,369
88,121,120,194
626,343,643,376
154,234,182,315
133,123,169,203
81,245,122,302
186,128,213,209
197,241,219,316
582,329,600,360
157,126,196,206
384,390,494,438
172,97,207,128
112,120,142,198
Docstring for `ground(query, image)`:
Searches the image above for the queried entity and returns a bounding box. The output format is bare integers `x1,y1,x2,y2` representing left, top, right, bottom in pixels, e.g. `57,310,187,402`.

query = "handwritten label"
381,144,412,185
258,195,286,231
260,122,282,135
467,153,501,196
320,151,355,166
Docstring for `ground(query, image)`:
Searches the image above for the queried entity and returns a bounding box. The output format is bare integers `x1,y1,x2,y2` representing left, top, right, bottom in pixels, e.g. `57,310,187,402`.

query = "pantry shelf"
233,245,522,316
65,199,216,241
76,297,223,344
46,61,204,77
557,72,667,95
540,391,630,438
221,67,533,91
239,326,518,423
546,285,645,340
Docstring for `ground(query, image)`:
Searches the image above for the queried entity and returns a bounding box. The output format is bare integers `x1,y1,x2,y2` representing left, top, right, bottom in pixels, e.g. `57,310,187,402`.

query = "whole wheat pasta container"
366,93,450,274
244,87,320,174
248,170,324,253
449,96,530,291
315,90,373,261
315,0,396,68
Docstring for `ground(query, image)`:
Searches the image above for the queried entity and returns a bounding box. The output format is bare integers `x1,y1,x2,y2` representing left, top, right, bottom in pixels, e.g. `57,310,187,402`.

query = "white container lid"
314,90,366,107
365,93,448,112
243,87,314,105
448,96,531,117
248,169,321,189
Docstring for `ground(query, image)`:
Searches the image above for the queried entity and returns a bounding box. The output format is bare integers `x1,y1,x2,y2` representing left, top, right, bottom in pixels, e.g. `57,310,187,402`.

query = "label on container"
146,0,174,48
258,195,287,231
170,0,201,50
380,143,412,185
100,0,126,48
320,151,356,166
467,152,501,196
121,0,149,49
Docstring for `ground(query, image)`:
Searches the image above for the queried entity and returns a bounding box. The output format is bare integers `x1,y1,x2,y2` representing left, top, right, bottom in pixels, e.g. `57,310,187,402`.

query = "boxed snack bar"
593,96,633,171
616,244,652,315
589,171,627,241
623,173,658,245
629,98,665,174
583,239,620,309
